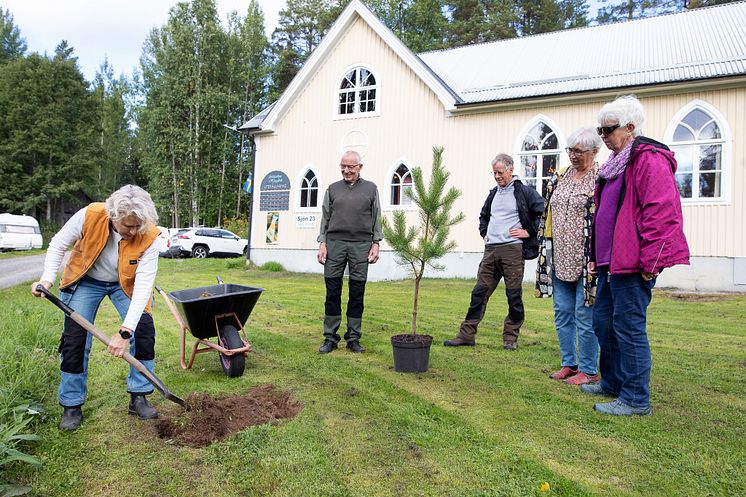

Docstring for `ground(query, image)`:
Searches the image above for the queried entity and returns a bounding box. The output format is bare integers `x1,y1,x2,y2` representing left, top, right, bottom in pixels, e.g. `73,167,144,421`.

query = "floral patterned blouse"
550,165,598,281
535,164,598,306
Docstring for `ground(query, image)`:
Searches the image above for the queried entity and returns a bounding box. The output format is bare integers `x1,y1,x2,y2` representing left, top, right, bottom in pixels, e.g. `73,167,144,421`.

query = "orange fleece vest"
60,203,160,313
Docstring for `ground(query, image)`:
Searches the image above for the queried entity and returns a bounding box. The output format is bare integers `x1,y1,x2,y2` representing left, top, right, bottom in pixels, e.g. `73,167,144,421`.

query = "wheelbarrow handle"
35,285,186,407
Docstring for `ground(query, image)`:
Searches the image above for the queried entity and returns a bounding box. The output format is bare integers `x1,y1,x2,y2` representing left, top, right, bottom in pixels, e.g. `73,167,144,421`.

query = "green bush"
223,217,249,238
39,221,60,249
259,261,284,272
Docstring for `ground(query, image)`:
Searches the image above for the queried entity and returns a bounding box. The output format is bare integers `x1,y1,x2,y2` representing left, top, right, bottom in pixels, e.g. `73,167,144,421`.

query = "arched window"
338,67,377,116
516,121,561,196
669,106,726,201
390,164,413,206
299,169,318,208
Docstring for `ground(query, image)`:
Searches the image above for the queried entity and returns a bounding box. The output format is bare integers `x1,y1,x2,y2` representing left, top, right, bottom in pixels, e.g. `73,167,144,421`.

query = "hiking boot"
59,406,83,431
128,394,158,420
346,340,365,353
318,340,338,354
565,371,599,385
594,399,652,416
443,337,475,347
549,366,578,380
580,383,615,396
503,342,517,351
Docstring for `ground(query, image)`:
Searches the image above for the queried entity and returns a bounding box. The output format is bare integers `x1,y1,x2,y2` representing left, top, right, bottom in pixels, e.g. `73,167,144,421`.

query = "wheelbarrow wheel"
218,325,245,377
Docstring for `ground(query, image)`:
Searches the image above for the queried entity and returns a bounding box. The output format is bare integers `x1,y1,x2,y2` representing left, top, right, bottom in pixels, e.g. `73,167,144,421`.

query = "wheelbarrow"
156,277,264,378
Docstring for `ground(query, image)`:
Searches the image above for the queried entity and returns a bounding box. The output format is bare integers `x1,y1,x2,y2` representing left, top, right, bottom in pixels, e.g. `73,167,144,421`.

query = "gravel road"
0,253,47,289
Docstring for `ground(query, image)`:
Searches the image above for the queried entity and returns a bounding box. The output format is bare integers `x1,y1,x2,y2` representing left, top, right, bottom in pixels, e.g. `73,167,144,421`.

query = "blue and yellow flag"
242,172,253,194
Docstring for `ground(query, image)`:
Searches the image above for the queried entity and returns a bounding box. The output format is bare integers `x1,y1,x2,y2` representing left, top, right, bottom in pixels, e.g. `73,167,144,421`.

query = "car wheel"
192,245,209,259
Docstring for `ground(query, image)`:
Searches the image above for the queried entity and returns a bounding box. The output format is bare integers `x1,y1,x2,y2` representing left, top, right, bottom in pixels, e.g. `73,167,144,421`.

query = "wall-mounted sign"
295,213,318,229
259,170,291,211
260,171,291,191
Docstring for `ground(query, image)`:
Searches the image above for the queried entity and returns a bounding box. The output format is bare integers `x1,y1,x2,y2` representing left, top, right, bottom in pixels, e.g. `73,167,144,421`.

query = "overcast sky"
2,0,284,81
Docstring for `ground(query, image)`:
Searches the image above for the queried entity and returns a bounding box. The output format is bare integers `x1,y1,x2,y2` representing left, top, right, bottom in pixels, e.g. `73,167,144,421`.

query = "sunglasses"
596,124,621,136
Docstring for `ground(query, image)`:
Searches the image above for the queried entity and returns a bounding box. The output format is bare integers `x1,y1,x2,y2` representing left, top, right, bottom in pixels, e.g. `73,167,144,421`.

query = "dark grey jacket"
478,178,545,260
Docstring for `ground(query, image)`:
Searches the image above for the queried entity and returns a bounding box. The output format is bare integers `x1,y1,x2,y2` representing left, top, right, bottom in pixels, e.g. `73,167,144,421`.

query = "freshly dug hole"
156,384,302,447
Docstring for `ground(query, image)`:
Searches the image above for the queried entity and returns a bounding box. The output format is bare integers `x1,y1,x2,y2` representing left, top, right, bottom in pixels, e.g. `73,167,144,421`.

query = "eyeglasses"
596,124,621,136
492,169,510,176
340,163,361,170
565,147,592,156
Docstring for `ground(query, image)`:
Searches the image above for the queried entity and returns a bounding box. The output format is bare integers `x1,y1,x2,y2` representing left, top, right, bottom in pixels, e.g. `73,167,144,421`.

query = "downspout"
245,133,257,263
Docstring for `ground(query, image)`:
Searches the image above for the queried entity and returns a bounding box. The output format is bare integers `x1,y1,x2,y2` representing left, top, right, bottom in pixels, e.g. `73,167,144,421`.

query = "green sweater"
318,177,382,243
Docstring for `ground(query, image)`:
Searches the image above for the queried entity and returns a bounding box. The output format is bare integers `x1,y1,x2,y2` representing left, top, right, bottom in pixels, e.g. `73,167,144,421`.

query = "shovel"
36,284,186,408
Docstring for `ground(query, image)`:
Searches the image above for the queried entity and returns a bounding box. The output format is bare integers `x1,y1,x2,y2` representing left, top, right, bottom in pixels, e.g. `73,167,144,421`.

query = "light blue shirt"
485,178,522,246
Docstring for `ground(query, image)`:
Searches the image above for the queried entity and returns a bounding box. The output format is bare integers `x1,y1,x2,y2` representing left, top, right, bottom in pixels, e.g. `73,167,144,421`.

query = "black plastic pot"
391,334,433,373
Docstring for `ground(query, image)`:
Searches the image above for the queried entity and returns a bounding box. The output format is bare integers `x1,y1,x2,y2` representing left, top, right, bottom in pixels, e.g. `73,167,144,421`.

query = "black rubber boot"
59,406,83,431
128,394,158,420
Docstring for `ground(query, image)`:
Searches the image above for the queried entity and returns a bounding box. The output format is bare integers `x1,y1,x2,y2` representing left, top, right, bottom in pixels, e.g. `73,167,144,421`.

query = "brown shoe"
443,337,475,347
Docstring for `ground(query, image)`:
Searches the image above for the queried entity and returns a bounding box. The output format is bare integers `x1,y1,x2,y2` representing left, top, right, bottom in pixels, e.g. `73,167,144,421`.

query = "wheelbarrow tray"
168,284,263,339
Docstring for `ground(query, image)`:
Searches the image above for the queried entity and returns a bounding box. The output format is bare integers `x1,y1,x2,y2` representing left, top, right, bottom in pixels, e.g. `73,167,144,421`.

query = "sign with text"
259,171,291,211
260,171,291,191
295,213,318,229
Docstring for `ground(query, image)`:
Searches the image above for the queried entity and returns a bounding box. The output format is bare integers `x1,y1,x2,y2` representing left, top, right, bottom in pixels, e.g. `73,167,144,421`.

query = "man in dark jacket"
444,153,544,350
316,150,382,354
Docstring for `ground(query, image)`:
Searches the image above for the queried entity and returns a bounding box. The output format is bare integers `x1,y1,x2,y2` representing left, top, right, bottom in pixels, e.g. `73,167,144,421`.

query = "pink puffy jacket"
592,136,690,275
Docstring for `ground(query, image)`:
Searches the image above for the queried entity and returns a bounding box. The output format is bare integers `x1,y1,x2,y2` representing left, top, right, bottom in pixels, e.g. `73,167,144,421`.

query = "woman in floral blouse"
536,126,602,385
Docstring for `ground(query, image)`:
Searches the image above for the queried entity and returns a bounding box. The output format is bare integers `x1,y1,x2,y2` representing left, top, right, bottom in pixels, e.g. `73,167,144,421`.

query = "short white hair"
105,185,158,233
341,150,362,164
598,95,645,137
567,126,603,150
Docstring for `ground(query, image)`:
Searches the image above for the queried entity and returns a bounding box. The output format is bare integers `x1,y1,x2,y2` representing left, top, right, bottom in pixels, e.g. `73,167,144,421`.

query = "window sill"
333,111,381,121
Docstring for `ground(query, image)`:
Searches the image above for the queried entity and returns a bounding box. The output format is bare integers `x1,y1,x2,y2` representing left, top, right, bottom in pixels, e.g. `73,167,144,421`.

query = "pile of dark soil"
156,384,302,447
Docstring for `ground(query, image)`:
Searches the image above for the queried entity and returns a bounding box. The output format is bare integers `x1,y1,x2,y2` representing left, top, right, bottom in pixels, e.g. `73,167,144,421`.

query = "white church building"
241,0,746,292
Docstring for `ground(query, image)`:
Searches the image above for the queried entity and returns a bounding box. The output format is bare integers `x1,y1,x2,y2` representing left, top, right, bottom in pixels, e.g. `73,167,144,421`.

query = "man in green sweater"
317,150,383,354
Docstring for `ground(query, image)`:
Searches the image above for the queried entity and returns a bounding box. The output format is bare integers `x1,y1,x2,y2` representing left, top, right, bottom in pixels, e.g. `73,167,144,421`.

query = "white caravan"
0,213,43,251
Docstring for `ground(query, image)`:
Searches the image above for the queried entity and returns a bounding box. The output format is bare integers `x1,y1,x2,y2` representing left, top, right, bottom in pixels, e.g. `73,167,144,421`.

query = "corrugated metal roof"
239,102,275,131
419,2,746,104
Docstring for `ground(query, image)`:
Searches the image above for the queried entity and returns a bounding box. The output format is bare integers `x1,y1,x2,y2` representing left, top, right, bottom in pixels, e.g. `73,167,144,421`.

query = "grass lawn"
0,248,45,259
2,258,745,496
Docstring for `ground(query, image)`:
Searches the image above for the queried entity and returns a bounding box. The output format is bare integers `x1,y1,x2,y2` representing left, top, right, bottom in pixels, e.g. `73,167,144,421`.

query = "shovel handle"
36,284,75,316
36,285,185,406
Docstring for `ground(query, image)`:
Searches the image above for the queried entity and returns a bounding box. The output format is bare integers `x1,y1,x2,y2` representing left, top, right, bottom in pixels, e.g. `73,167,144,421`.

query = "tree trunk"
412,273,422,335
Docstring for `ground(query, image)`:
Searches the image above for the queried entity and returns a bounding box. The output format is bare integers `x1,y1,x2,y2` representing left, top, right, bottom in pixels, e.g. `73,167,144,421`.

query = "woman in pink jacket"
584,95,690,416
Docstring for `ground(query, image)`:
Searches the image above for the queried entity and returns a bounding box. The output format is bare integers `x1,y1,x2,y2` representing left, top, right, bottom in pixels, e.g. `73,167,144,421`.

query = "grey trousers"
458,243,525,344
323,239,372,343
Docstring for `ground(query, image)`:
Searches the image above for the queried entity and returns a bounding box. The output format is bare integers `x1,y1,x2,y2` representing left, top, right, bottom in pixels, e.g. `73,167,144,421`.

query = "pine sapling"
382,146,464,335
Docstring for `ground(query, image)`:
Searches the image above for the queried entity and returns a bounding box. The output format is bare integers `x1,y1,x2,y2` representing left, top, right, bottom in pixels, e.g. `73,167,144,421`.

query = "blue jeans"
593,268,655,408
58,276,156,407
553,275,598,375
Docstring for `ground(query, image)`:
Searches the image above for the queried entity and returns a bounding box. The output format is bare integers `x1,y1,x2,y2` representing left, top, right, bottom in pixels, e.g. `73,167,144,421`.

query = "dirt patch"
156,384,302,447
663,292,735,303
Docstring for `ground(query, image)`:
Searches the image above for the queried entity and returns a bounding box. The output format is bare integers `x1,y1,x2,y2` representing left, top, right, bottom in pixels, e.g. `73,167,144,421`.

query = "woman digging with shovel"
31,185,163,431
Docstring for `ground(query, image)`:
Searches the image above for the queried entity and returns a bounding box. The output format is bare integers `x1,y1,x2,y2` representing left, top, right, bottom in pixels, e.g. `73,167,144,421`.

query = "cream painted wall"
251,16,746,278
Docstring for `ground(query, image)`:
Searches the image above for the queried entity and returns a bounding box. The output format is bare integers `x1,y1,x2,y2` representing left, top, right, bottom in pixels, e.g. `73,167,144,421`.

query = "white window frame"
384,158,416,211
512,114,566,195
332,63,381,121
664,99,732,205
295,165,321,212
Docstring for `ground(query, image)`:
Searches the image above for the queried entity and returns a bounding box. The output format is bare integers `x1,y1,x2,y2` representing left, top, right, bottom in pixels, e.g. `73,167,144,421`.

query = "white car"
169,228,248,258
